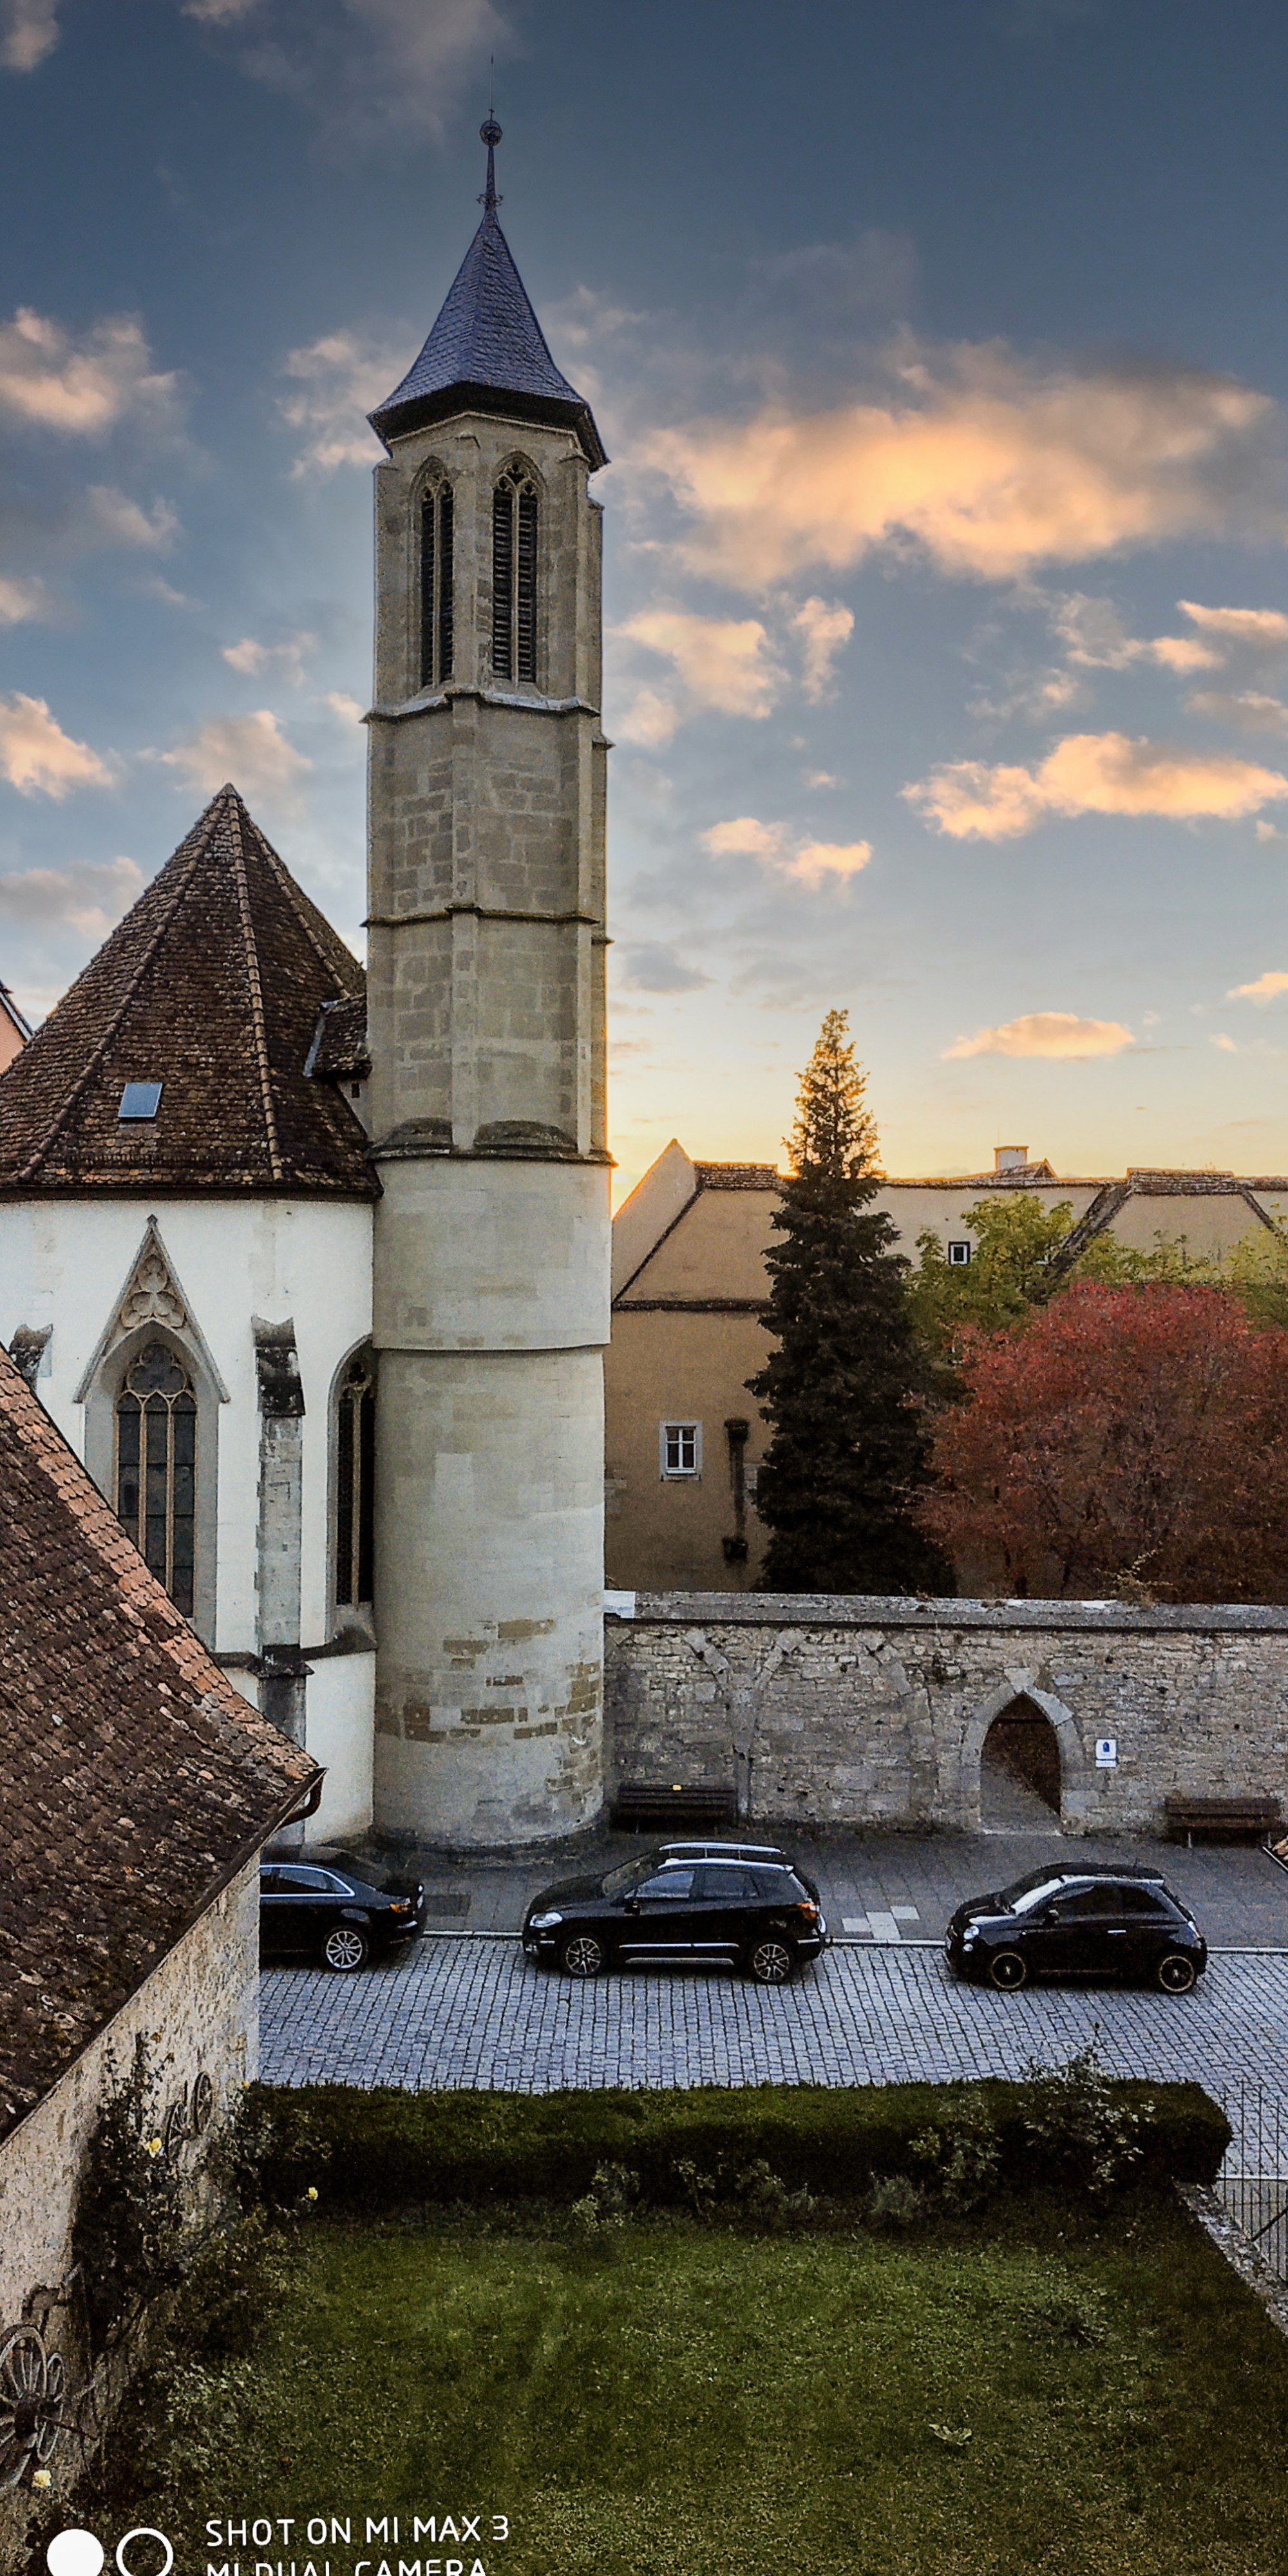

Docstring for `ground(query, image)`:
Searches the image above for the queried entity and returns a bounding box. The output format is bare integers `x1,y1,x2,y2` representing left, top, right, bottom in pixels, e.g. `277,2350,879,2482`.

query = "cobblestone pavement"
260,1940,1288,2128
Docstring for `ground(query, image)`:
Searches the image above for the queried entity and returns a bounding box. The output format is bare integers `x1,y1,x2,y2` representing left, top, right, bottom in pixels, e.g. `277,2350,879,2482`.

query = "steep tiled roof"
370,137,607,469
0,1341,319,2141
0,785,375,1197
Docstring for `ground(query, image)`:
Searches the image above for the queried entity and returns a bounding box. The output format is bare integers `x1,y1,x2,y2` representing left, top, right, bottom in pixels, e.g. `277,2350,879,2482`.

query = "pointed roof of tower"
0,785,375,1197
369,120,608,469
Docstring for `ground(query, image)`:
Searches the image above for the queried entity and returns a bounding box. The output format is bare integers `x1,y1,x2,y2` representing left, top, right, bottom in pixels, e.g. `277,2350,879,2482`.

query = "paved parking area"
260,1939,1288,2132
323,1827,1288,1946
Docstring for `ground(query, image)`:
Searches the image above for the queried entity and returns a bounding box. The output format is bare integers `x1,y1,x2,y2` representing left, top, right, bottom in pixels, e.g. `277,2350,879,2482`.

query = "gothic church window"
115,1341,197,1614
335,1347,376,1609
491,468,538,683
419,480,454,688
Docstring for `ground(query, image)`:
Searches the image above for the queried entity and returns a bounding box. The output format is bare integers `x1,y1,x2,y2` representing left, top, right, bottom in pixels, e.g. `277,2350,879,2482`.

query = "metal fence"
1213,2081,1288,2278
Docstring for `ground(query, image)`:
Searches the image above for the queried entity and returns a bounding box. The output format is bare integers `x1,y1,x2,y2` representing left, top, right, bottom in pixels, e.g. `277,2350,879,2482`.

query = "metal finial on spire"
480,111,502,211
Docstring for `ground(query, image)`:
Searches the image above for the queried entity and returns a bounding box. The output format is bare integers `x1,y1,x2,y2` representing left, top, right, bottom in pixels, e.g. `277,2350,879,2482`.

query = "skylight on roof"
118,1081,162,1122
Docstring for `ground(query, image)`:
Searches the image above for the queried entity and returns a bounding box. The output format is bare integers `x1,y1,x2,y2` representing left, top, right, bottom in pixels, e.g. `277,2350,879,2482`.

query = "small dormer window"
119,1082,162,1121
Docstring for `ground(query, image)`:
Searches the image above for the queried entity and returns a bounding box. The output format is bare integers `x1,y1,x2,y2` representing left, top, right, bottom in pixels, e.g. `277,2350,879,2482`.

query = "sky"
5,0,1288,1201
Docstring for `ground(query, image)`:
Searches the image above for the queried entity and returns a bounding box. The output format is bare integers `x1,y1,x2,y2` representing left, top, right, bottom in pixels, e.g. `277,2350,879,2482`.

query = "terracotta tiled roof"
0,784,375,1197
0,1340,319,2141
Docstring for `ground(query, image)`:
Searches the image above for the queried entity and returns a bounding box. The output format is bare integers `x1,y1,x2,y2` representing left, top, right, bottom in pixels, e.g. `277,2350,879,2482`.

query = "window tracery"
115,1341,197,1614
419,477,454,688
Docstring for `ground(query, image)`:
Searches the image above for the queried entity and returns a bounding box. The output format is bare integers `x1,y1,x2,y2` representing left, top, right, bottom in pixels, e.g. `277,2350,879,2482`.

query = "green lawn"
92,2192,1288,2576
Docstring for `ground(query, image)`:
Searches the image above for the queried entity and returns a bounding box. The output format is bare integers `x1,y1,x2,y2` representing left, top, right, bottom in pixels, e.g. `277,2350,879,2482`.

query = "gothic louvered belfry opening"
491,468,538,682
419,480,454,688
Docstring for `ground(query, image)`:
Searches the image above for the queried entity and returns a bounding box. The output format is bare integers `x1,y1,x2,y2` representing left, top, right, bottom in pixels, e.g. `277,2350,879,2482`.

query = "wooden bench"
1164,1793,1282,1847
610,1782,738,1833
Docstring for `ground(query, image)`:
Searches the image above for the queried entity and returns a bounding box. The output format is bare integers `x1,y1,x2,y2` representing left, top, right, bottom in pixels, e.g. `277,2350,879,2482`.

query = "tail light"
795,1901,819,1922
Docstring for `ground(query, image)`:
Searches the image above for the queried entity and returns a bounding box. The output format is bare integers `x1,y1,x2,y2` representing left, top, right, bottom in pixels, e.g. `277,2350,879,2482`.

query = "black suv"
259,1861,425,1971
945,1864,1207,1994
522,1843,828,1984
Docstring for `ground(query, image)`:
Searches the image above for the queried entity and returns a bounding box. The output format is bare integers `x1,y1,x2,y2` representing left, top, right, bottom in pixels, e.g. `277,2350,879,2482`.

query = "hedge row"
245,2078,1230,2208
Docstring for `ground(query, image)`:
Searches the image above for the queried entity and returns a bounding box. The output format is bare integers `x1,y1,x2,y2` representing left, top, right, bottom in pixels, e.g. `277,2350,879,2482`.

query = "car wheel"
747,1937,795,1986
988,1948,1027,1992
323,1924,369,1973
1156,1950,1198,1995
559,1931,607,1978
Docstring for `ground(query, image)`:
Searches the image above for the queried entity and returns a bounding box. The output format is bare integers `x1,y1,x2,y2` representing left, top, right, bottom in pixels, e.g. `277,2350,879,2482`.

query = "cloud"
1189,690,1288,733
160,709,312,804
905,730,1288,838
701,813,872,886
1050,593,1221,673
1177,600,1288,654
642,346,1278,589
615,607,789,741
0,573,47,623
616,942,714,993
223,630,316,683
803,768,839,788
0,695,114,798
278,329,405,474
0,0,57,69
86,486,179,549
944,1010,1135,1060
0,310,180,437
0,853,143,938
1229,971,1288,1003
189,0,506,143
1212,1033,1240,1053
792,597,854,701
324,689,365,724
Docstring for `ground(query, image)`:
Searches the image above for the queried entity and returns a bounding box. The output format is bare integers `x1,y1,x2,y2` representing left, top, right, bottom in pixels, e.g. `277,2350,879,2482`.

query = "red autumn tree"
918,1282,1288,1603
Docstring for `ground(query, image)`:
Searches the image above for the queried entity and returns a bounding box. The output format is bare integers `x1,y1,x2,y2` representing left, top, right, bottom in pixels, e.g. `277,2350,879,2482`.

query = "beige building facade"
605,1140,1288,1596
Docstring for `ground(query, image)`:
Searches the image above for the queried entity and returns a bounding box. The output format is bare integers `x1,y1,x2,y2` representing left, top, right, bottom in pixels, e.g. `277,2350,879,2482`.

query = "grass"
85,2190,1288,2576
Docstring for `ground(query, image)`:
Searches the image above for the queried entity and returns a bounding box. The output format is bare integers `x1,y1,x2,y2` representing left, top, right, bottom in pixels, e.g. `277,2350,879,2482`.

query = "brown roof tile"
0,1340,320,2141
0,784,375,1197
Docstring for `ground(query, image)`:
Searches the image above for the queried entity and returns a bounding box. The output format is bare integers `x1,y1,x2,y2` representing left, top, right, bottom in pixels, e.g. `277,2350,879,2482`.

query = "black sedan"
522,1844,828,1983
945,1864,1207,1994
259,1860,425,1971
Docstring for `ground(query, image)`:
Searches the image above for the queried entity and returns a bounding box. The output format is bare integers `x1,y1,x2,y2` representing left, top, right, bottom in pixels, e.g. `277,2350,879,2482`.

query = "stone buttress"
365,123,611,1844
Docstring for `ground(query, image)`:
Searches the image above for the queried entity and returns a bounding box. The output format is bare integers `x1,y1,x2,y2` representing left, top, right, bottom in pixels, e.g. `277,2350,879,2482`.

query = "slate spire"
368,121,607,468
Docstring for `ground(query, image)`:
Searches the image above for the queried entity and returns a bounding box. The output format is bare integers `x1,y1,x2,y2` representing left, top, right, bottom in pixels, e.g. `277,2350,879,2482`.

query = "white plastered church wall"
0,1195,375,1842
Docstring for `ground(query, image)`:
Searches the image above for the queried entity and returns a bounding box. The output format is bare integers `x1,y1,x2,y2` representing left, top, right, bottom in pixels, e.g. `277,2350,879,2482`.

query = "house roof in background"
0,1341,319,2142
0,785,376,1198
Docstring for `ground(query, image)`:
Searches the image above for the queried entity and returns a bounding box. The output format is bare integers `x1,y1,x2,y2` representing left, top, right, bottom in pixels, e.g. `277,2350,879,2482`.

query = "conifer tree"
748,1009,949,1594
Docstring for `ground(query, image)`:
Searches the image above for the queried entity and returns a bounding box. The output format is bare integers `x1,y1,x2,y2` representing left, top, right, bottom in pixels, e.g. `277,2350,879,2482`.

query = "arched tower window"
335,1347,376,1610
115,1341,197,1615
419,478,454,688
491,468,538,684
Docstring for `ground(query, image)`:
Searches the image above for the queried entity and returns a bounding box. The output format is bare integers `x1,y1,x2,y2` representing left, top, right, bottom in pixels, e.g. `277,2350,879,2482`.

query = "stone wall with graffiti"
603,1592,1288,1835
0,1859,259,2521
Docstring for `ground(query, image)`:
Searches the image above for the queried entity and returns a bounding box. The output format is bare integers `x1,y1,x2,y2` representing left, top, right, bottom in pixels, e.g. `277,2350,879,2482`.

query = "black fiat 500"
259,1861,425,1972
523,1844,828,1984
945,1864,1207,1994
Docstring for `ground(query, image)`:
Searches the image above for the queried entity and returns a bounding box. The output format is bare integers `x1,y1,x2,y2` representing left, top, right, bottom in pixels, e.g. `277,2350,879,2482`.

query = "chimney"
994,1145,1028,1174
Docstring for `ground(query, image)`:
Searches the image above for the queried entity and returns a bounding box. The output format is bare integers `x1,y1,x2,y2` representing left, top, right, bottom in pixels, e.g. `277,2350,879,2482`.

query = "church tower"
365,122,611,1846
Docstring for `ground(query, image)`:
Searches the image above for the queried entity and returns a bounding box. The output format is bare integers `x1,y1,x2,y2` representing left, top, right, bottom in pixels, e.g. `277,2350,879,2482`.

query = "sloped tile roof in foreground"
0,1340,320,2142
0,784,375,1197
370,135,607,469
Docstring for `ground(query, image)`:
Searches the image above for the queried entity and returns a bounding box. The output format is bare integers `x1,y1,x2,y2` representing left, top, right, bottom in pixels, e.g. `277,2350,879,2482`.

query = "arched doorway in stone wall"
980,1696,1063,1829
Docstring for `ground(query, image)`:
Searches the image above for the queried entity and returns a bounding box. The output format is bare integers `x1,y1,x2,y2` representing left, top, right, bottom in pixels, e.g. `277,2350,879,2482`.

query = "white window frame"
947,1240,972,1267
659,1420,702,1479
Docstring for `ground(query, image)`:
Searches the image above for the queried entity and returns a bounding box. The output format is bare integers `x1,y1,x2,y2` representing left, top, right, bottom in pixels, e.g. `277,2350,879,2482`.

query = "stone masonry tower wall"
365,129,611,1846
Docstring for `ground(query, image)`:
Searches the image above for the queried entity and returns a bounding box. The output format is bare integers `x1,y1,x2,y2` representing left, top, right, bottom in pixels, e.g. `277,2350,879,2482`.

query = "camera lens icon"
47,2533,174,2576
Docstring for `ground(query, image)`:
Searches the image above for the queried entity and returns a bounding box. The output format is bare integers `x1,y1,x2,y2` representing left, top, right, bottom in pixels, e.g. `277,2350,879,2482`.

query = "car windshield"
1002,1873,1068,1915
601,1856,656,1897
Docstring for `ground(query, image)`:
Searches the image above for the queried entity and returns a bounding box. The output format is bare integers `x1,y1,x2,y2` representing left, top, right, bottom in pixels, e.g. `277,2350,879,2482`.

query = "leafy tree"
749,1010,948,1593
916,1280,1288,1602
909,1194,1075,1372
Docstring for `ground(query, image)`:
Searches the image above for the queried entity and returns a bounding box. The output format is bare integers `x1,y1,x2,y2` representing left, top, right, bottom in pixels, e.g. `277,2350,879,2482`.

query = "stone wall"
604,1593,1288,1834
0,1859,260,2543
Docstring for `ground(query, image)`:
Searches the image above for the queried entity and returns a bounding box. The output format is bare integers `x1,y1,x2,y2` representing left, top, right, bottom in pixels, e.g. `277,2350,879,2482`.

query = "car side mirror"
623,1895,639,1913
